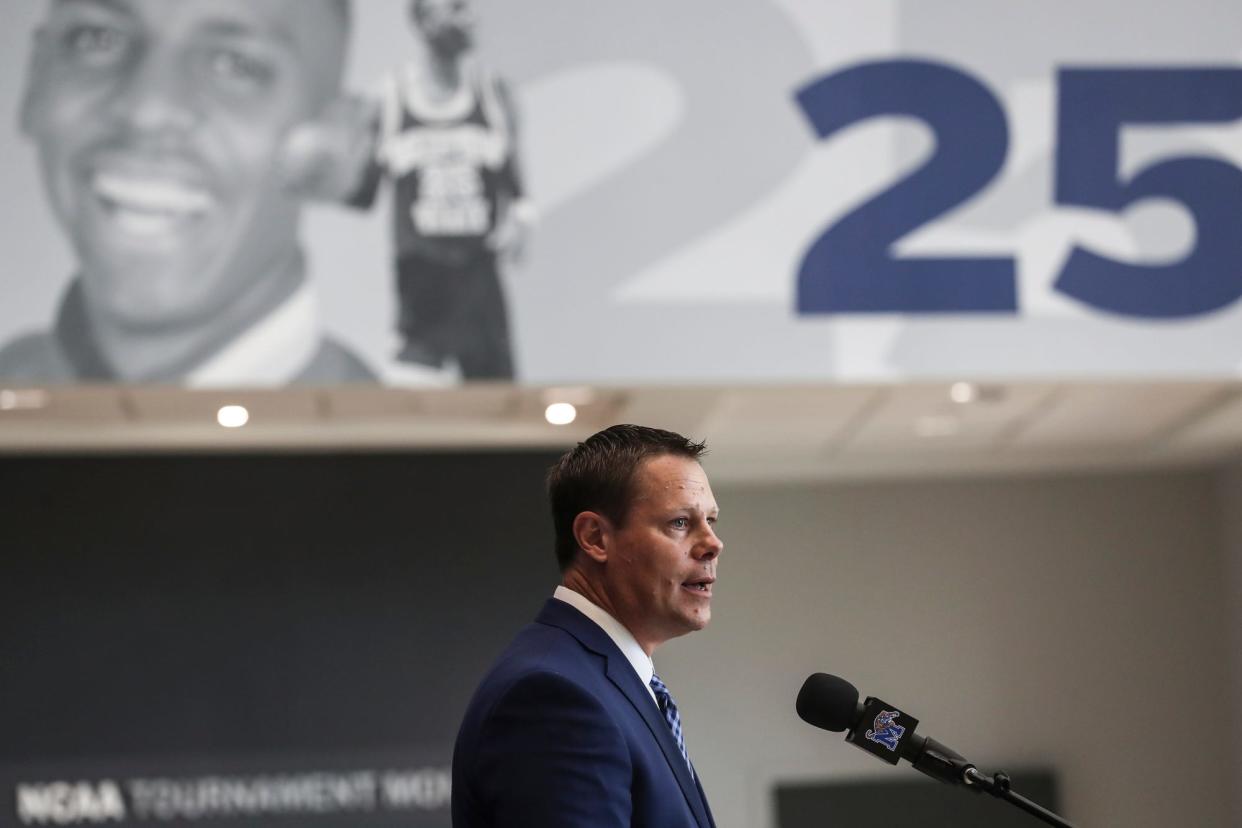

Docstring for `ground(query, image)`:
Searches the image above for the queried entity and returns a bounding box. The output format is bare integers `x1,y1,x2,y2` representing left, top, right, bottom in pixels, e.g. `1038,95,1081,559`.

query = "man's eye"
671,518,689,529
61,24,131,66
205,48,276,89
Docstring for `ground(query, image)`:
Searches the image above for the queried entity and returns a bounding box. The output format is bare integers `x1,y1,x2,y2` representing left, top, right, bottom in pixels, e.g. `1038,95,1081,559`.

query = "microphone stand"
905,736,1074,827
963,767,1075,827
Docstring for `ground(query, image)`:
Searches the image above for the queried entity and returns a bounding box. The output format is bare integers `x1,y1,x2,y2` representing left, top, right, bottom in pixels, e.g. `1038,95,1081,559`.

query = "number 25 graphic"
795,63,1242,319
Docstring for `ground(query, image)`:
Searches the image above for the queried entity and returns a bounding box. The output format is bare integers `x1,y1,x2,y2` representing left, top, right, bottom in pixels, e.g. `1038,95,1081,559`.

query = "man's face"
20,0,347,331
411,0,475,54
603,455,723,652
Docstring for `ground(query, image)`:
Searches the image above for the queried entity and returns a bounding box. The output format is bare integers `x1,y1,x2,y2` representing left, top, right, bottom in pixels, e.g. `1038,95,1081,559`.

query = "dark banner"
0,452,560,827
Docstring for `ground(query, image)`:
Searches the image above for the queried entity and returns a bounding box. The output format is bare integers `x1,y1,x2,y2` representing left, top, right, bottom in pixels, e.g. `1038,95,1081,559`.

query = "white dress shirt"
187,279,321,388
553,585,659,706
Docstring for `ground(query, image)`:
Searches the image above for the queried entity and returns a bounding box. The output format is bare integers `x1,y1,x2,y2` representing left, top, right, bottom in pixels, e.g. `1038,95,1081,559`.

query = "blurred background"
2,1,1241,827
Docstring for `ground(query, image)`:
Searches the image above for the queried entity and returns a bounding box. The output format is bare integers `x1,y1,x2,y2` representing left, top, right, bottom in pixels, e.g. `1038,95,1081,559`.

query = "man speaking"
452,425,721,828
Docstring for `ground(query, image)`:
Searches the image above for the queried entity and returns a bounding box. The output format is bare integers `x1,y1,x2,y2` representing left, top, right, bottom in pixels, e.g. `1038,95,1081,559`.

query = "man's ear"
571,511,610,565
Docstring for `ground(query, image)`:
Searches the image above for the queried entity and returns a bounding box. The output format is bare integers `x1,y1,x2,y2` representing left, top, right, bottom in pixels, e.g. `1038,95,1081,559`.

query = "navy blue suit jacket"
452,599,716,827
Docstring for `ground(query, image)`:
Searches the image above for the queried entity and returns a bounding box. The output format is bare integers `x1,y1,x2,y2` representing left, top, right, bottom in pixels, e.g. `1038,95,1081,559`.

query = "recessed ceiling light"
217,405,250,428
545,402,577,426
949,382,978,404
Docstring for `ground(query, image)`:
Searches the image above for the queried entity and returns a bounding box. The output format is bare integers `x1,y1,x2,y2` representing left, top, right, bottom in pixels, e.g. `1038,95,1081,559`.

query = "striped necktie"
649,673,693,776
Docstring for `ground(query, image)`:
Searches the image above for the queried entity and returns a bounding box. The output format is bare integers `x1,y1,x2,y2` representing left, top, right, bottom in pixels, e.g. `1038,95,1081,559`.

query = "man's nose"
108,46,199,141
695,525,723,560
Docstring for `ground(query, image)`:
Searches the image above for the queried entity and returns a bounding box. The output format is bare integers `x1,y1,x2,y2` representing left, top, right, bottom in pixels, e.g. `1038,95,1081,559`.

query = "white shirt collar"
186,279,320,388
553,585,658,705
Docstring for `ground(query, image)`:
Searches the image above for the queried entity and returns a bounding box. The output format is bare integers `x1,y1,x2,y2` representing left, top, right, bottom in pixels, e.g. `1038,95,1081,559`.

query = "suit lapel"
536,599,713,828
603,654,714,828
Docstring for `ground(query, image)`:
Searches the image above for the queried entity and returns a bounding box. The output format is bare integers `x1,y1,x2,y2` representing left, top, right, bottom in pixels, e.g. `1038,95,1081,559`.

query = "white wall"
655,470,1234,828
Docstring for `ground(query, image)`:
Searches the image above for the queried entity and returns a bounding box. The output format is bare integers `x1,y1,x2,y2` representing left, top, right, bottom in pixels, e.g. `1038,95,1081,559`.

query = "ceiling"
2,381,1241,483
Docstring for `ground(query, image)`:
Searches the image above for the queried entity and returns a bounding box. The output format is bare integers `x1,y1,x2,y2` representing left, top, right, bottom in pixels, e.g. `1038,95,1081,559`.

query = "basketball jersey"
377,60,515,264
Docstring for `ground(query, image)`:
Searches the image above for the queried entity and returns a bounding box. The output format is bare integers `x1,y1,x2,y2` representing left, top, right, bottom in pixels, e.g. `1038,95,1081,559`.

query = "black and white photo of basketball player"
0,0,376,385
348,0,533,382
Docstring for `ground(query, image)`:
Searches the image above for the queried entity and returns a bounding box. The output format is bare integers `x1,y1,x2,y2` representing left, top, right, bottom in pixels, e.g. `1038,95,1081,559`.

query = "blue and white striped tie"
649,673,694,776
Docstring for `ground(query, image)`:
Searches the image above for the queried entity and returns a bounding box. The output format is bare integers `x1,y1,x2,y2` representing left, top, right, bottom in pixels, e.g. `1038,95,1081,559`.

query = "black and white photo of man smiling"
0,0,375,385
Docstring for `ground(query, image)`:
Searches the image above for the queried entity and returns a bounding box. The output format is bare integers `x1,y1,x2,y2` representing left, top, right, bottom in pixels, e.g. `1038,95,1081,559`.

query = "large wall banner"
1,0,1240,387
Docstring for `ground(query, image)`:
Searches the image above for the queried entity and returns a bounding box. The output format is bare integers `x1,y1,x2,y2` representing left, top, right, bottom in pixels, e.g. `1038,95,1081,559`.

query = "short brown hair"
547,424,707,572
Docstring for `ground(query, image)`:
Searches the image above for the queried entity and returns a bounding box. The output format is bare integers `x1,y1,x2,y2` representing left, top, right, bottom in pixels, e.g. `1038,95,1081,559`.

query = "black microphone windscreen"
796,673,859,732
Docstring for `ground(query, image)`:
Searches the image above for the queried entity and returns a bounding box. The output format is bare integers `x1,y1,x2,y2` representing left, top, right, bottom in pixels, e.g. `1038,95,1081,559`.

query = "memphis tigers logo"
864,709,906,752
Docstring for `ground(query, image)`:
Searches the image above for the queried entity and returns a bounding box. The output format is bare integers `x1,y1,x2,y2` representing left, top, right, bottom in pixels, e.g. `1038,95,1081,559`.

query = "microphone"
796,673,1077,827
796,673,973,786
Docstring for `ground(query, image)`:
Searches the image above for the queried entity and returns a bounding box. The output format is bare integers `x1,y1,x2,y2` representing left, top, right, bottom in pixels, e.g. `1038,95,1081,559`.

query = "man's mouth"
682,577,715,596
90,170,217,239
